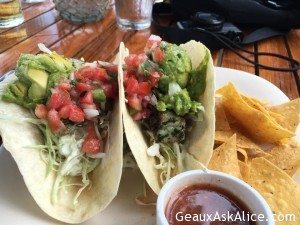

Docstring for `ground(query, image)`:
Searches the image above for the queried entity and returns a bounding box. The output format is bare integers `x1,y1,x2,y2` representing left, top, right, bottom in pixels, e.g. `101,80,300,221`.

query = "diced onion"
150,94,157,105
83,109,99,119
147,143,160,157
149,35,162,42
87,152,106,159
97,61,114,67
168,82,181,96
69,72,75,80
38,43,52,54
84,62,97,68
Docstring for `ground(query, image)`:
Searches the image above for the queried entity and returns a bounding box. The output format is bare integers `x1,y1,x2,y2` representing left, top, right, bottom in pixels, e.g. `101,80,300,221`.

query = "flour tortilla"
119,41,215,194
0,71,123,223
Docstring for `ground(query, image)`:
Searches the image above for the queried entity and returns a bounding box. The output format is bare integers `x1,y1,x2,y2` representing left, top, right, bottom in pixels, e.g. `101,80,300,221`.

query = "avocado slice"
27,68,48,91
10,81,28,98
28,83,46,100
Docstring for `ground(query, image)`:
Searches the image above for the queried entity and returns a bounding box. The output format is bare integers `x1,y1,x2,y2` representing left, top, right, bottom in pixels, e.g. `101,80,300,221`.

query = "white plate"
0,67,298,225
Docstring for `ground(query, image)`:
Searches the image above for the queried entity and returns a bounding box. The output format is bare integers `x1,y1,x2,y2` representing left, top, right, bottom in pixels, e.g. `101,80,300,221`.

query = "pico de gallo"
1,45,118,204
123,35,208,184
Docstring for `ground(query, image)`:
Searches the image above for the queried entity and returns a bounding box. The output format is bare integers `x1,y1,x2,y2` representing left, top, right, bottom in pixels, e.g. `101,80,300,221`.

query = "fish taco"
119,36,215,194
0,45,123,223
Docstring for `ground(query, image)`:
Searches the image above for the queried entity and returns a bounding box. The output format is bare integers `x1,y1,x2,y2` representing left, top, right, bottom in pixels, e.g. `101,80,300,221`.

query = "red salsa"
166,184,257,225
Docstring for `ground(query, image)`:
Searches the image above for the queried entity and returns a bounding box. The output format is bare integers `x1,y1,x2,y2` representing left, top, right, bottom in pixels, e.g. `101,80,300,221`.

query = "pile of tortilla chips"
209,83,300,225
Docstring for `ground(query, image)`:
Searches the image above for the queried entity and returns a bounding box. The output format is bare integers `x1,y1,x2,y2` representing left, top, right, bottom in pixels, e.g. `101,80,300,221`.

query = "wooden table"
0,0,299,99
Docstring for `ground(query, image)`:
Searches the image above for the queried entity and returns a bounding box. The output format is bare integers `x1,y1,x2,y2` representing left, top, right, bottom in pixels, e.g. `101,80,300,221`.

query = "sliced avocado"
10,81,28,98
27,68,48,91
28,83,46,100
50,52,73,72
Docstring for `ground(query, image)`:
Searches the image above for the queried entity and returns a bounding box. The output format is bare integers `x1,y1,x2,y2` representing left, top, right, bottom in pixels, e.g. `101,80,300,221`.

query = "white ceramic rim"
157,169,275,225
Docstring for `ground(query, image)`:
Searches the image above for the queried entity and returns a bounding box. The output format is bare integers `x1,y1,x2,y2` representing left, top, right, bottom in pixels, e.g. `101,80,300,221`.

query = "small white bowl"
157,169,275,225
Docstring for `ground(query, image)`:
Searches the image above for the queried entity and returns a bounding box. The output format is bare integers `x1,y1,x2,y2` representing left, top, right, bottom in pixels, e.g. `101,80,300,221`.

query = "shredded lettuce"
0,115,101,205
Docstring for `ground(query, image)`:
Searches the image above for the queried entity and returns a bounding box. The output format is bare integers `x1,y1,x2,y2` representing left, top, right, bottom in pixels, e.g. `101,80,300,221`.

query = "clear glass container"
0,0,24,28
115,0,154,30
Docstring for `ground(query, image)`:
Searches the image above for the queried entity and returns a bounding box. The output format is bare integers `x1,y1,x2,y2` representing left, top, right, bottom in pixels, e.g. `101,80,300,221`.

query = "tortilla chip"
264,139,300,177
215,98,231,131
215,130,268,158
246,158,300,224
218,83,294,143
121,41,216,194
237,148,248,163
241,96,278,124
209,134,241,178
269,99,300,133
238,161,250,180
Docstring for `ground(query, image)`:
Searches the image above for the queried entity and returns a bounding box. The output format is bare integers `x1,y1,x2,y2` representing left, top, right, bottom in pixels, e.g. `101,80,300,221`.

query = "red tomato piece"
125,54,147,70
82,138,101,154
58,104,71,119
35,104,48,119
152,47,165,63
102,83,115,99
75,66,94,81
145,35,162,52
69,105,85,123
149,71,160,87
80,91,94,105
75,83,91,93
137,82,151,97
125,77,139,95
47,109,65,133
47,89,71,110
92,67,109,81
57,82,71,92
127,94,142,111
82,122,102,154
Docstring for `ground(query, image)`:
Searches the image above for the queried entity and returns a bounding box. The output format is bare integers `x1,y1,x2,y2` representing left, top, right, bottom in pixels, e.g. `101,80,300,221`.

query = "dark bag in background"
152,0,300,72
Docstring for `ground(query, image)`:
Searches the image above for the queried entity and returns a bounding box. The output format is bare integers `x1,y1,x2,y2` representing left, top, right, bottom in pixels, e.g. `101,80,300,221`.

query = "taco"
0,45,123,223
119,36,215,194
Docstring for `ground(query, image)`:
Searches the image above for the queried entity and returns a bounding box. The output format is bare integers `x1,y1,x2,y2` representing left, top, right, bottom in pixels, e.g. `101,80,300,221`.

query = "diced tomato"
125,54,147,70
47,89,71,110
145,35,162,52
123,71,131,83
102,83,115,98
75,66,109,82
82,138,101,154
35,104,48,119
137,82,151,96
82,122,102,154
47,109,65,133
57,82,71,92
58,104,71,119
125,77,139,95
152,47,165,63
149,71,160,87
69,105,85,123
92,67,109,82
80,91,94,105
75,83,91,93
75,66,94,81
127,94,142,111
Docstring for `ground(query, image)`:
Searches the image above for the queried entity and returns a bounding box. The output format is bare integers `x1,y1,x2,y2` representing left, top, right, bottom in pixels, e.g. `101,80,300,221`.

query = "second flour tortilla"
119,41,215,194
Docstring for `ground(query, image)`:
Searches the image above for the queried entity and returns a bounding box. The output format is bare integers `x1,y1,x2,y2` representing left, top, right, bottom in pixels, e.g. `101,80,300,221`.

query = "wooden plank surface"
0,1,299,100
258,37,299,99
